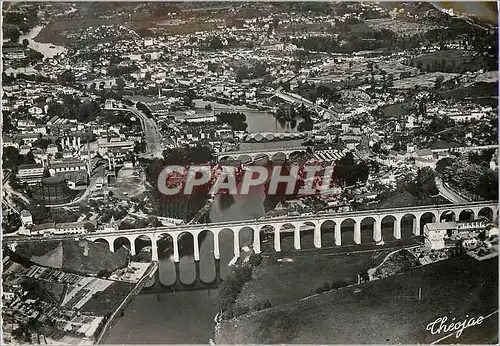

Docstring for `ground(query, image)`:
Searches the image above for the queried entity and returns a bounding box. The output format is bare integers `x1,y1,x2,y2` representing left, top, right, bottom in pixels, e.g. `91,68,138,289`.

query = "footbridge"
215,146,308,162
6,201,497,263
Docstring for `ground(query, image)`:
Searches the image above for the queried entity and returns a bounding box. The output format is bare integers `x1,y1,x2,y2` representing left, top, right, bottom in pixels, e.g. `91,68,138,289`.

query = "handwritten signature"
426,315,484,339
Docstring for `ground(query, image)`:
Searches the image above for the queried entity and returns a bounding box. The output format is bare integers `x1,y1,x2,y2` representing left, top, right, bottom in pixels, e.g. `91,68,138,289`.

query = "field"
36,16,124,46
109,167,147,199
216,256,498,344
365,18,442,36
392,72,459,90
233,249,392,311
440,82,498,100
13,240,130,275
410,50,496,73
81,281,134,316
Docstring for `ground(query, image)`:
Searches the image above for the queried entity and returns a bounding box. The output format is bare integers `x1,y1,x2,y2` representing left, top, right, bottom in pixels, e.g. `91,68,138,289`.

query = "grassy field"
233,249,392,311
14,240,130,275
217,255,497,344
411,50,496,73
440,82,498,100
392,72,459,90
81,281,134,316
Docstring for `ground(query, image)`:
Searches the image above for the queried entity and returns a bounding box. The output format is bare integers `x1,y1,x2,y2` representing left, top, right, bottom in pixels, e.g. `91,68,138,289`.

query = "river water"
105,165,268,343
18,25,67,59
105,109,307,343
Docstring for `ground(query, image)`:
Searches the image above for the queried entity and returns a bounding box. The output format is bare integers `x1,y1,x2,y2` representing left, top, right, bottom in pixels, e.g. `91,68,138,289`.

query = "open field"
392,72,459,89
81,281,134,316
217,256,498,344
12,240,130,275
440,82,498,100
36,16,124,46
365,18,442,36
233,249,392,311
411,50,496,73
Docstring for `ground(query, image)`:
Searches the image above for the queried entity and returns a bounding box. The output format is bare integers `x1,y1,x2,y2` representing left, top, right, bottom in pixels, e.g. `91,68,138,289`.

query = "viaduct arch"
80,202,497,263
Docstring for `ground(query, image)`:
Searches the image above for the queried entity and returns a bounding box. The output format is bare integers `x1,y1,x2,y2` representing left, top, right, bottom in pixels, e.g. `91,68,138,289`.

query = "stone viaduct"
85,201,498,263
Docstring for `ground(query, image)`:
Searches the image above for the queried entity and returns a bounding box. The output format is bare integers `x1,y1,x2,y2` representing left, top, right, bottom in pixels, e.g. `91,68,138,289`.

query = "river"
18,25,67,59
105,164,268,343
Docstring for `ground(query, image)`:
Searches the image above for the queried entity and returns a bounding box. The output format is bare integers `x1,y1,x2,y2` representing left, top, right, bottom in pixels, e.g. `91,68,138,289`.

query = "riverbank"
95,262,158,344
19,25,68,59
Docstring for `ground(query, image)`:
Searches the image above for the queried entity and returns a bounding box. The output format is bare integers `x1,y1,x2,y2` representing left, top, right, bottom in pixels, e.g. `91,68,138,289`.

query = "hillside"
12,239,129,275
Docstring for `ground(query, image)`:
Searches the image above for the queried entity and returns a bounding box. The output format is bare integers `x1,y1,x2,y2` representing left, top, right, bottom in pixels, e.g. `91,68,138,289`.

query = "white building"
20,210,33,226
17,164,44,185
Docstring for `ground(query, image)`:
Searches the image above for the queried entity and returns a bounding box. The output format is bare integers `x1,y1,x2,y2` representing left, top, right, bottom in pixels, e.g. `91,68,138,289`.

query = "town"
2,2,498,345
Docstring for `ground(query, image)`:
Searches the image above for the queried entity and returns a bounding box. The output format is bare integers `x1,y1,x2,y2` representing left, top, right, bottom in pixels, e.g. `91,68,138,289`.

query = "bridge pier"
172,234,180,263
313,225,321,248
214,233,220,260
373,221,382,242
193,234,200,261
233,234,240,258
413,218,421,236
294,228,301,250
128,237,136,256
354,223,361,244
274,229,281,252
335,223,341,246
108,240,114,253
151,236,158,262
394,218,402,239
253,229,261,254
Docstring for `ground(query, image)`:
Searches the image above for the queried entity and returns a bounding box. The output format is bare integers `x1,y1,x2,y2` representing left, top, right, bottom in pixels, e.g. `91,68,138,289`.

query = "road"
46,165,106,208
435,176,470,204
125,106,164,159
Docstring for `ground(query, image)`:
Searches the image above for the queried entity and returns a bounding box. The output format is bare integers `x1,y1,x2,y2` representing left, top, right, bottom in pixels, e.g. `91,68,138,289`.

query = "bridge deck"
216,146,306,157
4,201,496,243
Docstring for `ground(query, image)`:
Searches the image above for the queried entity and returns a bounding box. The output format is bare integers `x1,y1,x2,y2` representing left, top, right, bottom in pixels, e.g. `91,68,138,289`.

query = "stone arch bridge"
216,146,309,163
84,201,497,263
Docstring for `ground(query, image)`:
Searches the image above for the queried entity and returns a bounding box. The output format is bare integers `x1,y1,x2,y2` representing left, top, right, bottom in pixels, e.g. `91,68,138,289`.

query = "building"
20,210,33,226
424,219,491,250
49,160,88,176
414,149,435,169
28,220,98,236
40,175,73,204
17,164,45,185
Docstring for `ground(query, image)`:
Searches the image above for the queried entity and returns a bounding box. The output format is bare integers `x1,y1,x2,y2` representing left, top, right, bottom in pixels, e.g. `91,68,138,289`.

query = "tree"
58,69,75,86
115,78,125,90
83,222,96,233
3,147,22,169
205,104,212,111
22,38,29,47
209,36,223,49
434,75,445,90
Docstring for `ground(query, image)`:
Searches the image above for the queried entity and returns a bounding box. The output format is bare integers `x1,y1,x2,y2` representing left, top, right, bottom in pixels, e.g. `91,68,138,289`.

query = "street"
125,106,164,159
435,176,470,204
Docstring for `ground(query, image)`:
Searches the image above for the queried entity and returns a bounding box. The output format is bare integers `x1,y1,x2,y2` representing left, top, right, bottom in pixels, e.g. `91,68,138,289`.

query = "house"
28,106,43,117
28,220,98,236
2,136,19,149
20,210,33,226
46,144,58,156
414,148,435,169
424,219,491,250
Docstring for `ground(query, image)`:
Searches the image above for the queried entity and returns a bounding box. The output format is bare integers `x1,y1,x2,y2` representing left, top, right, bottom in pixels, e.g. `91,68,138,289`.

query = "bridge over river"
6,201,497,264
